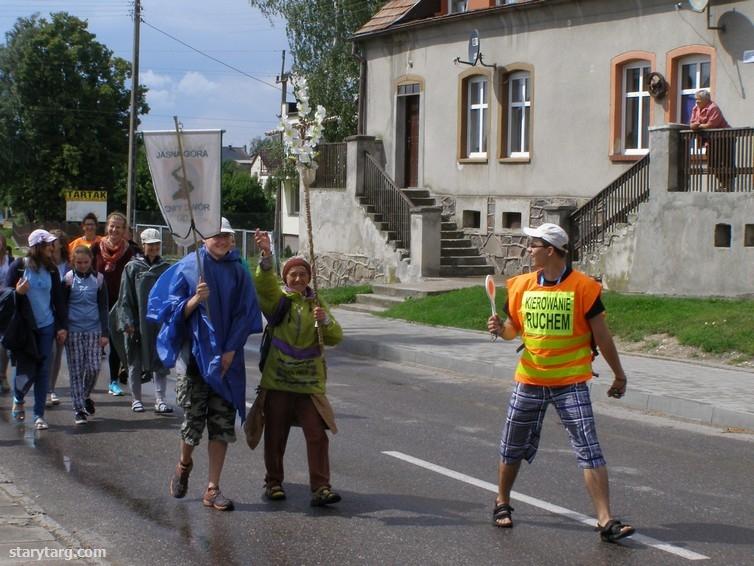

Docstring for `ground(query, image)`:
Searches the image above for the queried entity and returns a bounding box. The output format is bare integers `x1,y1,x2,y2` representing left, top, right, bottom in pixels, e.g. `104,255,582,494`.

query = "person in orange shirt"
68,212,101,255
487,223,634,543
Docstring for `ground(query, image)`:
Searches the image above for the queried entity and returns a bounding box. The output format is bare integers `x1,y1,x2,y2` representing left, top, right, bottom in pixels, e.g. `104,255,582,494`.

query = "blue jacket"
147,247,262,420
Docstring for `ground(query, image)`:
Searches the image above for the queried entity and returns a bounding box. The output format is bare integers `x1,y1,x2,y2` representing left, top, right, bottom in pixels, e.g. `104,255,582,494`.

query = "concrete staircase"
337,283,438,314
358,186,492,276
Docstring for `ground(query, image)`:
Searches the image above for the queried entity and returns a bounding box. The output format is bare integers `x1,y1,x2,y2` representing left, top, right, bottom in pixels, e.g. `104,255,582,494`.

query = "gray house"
304,0,754,296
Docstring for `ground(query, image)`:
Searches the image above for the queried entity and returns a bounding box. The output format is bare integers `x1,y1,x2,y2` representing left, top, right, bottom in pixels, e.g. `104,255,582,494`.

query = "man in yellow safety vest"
487,222,635,543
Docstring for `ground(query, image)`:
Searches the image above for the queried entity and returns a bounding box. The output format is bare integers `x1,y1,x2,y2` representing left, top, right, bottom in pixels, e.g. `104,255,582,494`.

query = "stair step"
441,230,464,239
441,238,473,248
439,265,494,277
401,188,431,199
336,303,386,315
371,284,428,299
356,293,405,309
441,256,488,266
408,197,435,206
441,246,476,257
441,222,458,231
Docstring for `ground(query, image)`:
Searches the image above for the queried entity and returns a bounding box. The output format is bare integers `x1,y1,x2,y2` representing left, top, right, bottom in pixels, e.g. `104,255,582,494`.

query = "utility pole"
275,50,289,274
126,0,141,229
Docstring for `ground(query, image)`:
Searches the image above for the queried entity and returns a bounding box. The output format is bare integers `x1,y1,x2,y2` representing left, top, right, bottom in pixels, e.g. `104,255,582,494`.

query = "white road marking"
383,451,710,561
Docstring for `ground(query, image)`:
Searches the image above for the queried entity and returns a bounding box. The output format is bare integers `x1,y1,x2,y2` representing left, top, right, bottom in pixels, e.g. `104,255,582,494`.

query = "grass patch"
320,285,371,305
380,286,754,359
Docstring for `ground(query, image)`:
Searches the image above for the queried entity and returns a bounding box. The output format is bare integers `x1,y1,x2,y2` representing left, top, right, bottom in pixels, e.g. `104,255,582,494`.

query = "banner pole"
173,116,209,317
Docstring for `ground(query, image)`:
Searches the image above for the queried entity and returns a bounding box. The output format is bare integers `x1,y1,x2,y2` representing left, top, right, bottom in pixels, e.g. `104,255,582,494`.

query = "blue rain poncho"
147,247,262,420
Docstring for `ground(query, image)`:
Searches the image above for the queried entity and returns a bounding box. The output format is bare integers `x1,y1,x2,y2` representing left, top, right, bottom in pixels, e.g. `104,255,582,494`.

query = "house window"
288,184,299,216
467,76,488,158
714,223,731,248
622,63,650,154
502,212,522,230
462,210,480,229
507,71,531,158
745,225,754,247
678,56,710,124
450,0,468,13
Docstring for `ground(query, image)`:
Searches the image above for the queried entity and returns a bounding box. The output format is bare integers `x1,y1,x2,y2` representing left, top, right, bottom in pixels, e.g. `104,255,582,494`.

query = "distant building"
221,145,252,173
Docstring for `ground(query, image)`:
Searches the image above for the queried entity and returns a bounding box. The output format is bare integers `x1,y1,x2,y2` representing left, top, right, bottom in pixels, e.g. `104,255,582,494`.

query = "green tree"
0,13,148,221
222,161,271,214
248,0,385,141
111,141,157,214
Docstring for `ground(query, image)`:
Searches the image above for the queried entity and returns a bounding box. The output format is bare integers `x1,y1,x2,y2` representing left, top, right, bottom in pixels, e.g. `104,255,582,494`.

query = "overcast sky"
0,0,290,150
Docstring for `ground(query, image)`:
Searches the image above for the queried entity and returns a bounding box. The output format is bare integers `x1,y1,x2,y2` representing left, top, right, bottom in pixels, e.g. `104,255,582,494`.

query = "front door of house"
403,94,420,188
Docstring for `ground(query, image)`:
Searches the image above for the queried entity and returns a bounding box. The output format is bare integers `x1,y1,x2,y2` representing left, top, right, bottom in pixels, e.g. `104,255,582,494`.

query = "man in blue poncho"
148,217,261,511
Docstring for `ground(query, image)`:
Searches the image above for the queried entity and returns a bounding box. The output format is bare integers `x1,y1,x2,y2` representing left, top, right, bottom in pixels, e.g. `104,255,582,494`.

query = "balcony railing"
570,154,650,261
363,152,412,251
679,127,754,192
313,142,347,188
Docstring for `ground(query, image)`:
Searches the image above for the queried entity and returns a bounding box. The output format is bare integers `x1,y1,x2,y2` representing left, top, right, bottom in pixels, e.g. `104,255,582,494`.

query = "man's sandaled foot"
264,485,286,501
493,501,514,528
169,460,193,498
596,519,635,542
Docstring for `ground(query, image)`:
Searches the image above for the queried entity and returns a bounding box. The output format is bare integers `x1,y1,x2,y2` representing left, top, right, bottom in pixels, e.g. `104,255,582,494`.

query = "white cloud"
147,89,175,109
141,69,173,90
177,72,218,96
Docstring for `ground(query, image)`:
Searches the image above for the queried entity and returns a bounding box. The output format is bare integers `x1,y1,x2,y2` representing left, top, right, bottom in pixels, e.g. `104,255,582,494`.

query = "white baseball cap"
28,229,57,247
523,223,569,251
219,217,235,235
140,228,162,244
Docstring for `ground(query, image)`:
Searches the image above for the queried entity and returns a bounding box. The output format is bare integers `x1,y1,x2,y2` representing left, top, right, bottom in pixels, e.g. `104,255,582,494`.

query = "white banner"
142,129,222,246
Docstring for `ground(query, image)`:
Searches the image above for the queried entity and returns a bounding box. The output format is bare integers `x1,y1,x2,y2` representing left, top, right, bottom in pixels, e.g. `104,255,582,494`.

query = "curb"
338,336,754,433
0,467,110,565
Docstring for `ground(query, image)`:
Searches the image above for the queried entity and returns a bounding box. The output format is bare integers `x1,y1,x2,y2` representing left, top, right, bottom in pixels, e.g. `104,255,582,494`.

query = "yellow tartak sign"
63,190,107,201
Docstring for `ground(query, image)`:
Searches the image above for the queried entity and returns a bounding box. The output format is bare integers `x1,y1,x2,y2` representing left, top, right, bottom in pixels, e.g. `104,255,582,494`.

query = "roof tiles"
355,0,420,35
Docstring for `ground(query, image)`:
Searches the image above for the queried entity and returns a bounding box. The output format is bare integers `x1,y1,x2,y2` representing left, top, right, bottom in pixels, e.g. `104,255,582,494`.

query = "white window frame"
507,71,530,158
621,62,650,155
450,0,468,14
678,55,711,154
466,77,488,158
678,55,710,124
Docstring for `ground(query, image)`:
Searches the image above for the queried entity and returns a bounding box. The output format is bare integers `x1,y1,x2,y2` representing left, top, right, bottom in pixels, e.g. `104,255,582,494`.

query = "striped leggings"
65,332,101,413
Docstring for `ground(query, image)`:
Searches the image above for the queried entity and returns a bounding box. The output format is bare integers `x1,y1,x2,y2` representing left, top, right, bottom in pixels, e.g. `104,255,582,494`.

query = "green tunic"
255,264,342,395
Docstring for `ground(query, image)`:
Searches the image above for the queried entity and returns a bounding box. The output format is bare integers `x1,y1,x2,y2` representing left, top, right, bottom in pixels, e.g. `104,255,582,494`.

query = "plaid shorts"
176,371,236,446
499,382,606,469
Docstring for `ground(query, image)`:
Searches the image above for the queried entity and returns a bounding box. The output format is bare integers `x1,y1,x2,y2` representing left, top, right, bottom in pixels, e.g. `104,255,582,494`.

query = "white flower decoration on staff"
280,75,328,352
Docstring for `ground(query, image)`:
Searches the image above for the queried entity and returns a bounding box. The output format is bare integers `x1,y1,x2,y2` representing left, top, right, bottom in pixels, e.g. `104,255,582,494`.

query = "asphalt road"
1,343,753,566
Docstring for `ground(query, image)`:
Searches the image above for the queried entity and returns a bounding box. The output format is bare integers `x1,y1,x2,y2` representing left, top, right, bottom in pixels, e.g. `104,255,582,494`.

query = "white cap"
523,223,569,251
140,228,162,245
219,217,235,235
28,229,57,247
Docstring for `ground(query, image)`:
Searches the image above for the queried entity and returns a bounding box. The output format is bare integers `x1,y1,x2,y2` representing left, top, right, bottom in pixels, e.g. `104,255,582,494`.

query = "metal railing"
679,127,754,192
313,142,347,188
363,152,413,251
569,154,650,261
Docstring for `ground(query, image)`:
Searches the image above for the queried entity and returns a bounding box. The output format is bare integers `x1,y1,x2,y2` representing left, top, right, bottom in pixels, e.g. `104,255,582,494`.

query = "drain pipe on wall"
352,42,367,136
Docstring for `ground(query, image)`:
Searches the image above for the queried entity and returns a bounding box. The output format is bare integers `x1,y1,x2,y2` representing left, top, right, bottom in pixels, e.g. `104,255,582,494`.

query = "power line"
139,17,281,91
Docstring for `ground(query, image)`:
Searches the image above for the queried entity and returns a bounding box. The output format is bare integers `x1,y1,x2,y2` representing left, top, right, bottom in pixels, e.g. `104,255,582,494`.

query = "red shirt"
690,102,729,129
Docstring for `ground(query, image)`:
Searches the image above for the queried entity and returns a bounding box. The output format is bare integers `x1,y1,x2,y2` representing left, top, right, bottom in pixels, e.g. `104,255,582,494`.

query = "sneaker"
108,382,124,396
169,461,193,499
155,400,173,414
84,398,95,415
50,392,61,406
310,486,341,507
202,485,234,511
34,417,48,430
131,400,145,413
74,411,88,425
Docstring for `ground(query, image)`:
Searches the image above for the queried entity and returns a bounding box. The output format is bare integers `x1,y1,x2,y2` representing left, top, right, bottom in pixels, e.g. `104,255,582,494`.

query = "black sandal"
264,485,286,501
596,519,635,542
492,502,514,528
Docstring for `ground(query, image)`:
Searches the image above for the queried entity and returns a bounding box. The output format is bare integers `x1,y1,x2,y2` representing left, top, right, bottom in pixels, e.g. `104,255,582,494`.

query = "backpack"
63,269,104,289
258,295,292,372
0,259,27,334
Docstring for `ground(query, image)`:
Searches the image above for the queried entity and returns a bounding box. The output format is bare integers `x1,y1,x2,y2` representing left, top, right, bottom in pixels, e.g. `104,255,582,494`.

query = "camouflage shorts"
175,372,236,446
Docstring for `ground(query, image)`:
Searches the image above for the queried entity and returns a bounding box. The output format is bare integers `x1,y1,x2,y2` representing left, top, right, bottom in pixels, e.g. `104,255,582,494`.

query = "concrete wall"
580,192,754,297
361,0,754,231
297,140,420,286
